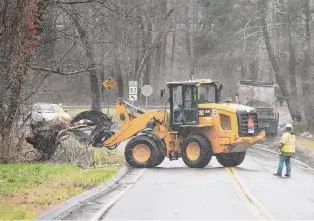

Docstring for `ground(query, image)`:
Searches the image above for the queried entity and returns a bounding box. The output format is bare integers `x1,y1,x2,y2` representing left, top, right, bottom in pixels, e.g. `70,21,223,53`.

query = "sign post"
103,76,116,114
129,81,138,104
141,85,153,110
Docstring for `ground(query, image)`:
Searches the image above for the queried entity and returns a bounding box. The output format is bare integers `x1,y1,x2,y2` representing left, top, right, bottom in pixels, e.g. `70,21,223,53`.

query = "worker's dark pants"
277,155,291,176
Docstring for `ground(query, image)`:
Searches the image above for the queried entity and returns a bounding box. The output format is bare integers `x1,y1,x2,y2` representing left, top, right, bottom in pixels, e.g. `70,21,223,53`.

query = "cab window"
172,86,183,124
198,84,216,103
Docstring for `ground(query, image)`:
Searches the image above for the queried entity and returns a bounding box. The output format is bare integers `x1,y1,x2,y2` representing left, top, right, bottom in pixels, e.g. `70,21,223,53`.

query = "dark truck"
235,80,279,136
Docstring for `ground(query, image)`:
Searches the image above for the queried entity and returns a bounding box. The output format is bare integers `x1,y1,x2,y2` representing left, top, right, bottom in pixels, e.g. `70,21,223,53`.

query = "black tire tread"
216,152,246,167
124,135,158,168
181,134,212,168
140,130,167,167
148,136,166,167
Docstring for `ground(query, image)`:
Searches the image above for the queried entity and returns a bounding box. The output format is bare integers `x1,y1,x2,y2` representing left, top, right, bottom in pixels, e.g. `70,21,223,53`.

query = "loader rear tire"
182,135,212,168
125,135,158,168
216,151,246,167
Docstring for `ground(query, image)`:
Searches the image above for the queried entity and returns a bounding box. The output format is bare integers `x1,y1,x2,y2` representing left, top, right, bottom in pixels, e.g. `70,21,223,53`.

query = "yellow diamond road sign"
103,77,116,89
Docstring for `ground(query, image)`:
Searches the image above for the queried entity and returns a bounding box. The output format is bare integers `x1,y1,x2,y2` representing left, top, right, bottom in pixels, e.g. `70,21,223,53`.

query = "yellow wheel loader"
70,79,266,168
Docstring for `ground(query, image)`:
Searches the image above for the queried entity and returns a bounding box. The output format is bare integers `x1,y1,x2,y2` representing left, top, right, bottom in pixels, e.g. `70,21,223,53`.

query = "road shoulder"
35,165,130,221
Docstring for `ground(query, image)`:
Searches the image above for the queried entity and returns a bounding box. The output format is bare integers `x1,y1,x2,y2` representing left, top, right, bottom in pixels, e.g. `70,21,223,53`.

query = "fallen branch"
30,66,96,75
54,0,95,4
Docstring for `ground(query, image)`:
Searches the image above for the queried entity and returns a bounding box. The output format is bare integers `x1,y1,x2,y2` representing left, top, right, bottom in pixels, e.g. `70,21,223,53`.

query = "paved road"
100,150,314,220
59,105,314,220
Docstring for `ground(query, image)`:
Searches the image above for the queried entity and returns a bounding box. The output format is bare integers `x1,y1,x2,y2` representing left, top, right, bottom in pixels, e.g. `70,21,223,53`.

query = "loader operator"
273,123,296,177
175,91,206,123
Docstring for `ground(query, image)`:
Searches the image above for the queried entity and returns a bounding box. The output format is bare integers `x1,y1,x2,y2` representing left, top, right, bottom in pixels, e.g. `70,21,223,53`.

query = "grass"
297,138,314,150
0,163,121,220
92,148,125,167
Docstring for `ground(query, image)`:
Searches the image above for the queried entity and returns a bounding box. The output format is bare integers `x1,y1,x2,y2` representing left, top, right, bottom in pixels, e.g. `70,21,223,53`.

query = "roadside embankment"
0,158,123,220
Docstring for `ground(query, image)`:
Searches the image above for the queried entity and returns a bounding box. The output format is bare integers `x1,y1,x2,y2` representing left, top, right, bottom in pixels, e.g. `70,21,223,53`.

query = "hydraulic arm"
103,99,170,148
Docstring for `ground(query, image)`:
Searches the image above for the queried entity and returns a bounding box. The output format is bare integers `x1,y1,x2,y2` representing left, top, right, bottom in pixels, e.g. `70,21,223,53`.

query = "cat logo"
198,110,205,116
213,109,218,116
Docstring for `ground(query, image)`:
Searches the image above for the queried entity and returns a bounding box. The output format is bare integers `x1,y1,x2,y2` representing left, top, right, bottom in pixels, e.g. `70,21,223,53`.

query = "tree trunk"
302,83,314,130
37,5,56,67
288,15,302,122
144,19,152,85
154,43,162,83
135,4,174,89
0,71,23,162
190,35,196,80
249,58,258,80
134,26,140,75
171,24,176,70
302,0,312,90
152,4,162,89
72,16,101,111
0,0,30,162
144,55,150,85
114,54,124,98
99,67,105,104
240,59,247,79
161,0,167,78
162,38,167,73
302,0,314,130
184,5,196,80
259,0,298,122
185,26,193,79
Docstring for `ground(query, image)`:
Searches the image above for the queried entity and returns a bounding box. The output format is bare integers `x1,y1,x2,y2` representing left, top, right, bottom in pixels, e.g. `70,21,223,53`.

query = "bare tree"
0,0,44,162
71,13,101,111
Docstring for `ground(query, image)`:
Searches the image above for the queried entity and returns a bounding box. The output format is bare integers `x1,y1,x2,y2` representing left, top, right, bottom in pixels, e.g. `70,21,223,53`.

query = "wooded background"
1,0,314,161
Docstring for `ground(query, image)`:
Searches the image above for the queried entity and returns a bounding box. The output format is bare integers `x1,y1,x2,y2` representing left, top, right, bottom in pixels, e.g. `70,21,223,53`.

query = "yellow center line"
226,167,276,221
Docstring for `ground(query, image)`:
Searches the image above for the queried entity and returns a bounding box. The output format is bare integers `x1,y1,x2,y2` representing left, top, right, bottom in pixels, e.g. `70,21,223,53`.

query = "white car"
30,103,71,123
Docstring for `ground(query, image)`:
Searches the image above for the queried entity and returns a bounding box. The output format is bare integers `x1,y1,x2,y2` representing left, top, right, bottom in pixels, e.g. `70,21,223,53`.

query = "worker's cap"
285,123,293,129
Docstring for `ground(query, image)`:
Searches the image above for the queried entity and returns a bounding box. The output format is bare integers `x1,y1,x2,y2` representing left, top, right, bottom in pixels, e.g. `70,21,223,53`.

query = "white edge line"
90,168,146,221
252,146,314,172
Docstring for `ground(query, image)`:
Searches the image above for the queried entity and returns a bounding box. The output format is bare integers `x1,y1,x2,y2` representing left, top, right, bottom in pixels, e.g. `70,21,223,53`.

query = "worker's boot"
273,172,282,177
284,174,290,177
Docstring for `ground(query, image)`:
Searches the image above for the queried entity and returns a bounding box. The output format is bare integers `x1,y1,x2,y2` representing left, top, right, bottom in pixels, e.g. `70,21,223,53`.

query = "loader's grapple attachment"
69,110,116,147
70,110,113,126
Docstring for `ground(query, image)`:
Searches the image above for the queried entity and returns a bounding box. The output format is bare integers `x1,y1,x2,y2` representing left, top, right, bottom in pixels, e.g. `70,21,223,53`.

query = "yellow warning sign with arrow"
103,76,116,89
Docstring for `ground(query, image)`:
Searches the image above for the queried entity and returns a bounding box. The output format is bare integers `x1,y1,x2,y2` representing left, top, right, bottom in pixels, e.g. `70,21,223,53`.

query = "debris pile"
25,119,68,161
25,110,116,162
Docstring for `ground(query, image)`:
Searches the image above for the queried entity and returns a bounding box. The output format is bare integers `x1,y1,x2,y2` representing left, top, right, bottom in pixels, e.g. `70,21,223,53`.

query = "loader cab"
167,80,221,131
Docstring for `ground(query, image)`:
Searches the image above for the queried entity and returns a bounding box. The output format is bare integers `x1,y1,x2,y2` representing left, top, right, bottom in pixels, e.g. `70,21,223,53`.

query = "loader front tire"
125,135,158,168
154,151,166,167
182,135,212,168
140,130,166,167
216,151,246,167
150,137,166,167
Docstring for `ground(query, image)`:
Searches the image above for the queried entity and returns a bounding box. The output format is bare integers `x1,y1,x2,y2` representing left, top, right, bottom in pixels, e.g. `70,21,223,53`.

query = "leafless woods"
1,0,314,162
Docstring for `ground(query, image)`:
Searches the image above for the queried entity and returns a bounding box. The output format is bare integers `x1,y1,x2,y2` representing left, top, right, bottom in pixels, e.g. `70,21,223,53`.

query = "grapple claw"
70,110,115,147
